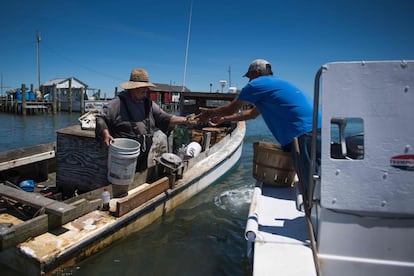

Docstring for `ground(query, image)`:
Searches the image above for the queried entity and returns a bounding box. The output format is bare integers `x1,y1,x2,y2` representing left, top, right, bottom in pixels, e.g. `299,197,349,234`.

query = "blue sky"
1,0,413,97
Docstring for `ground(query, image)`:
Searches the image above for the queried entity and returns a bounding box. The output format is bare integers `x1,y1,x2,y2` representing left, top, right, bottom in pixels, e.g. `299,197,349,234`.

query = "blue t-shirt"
238,75,320,146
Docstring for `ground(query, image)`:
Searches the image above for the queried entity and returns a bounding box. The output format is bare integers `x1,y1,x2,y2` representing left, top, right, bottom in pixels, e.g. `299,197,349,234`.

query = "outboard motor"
330,117,364,160
345,133,364,159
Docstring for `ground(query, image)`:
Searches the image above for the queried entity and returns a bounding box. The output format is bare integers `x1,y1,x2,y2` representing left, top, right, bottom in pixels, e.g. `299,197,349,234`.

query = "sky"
1,0,413,98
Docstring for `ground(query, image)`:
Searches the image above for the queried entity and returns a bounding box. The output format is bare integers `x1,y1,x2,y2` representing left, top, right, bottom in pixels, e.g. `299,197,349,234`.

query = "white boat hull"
0,122,245,275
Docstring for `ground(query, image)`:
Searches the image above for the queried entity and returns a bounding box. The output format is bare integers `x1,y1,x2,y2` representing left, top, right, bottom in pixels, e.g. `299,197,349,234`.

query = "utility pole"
36,30,41,91
182,0,193,92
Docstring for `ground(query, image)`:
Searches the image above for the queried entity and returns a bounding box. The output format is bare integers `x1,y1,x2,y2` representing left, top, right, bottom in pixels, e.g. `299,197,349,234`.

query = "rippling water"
0,113,80,151
0,112,274,276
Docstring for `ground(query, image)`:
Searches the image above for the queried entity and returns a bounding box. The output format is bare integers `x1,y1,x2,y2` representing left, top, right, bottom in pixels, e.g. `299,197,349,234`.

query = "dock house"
148,83,190,112
41,77,88,112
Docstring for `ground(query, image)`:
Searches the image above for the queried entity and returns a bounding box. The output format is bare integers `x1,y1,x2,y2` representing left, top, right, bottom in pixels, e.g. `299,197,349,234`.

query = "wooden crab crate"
191,127,228,147
202,127,227,145
253,141,296,187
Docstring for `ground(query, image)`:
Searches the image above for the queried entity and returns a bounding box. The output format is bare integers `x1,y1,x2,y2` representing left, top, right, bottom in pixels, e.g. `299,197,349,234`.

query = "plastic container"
28,91,35,101
107,138,140,185
186,142,202,157
101,187,110,211
19,180,35,192
15,91,34,101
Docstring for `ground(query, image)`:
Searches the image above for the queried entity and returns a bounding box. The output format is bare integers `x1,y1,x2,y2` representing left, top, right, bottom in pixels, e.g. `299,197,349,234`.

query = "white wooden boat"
0,93,245,275
245,60,414,275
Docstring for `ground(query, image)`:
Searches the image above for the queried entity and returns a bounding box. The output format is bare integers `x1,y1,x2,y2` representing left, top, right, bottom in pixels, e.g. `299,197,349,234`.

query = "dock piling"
22,84,26,116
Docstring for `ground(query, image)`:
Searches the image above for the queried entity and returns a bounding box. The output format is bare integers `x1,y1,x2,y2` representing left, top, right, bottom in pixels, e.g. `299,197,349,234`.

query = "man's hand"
196,107,213,123
209,116,225,126
185,113,200,126
102,129,114,147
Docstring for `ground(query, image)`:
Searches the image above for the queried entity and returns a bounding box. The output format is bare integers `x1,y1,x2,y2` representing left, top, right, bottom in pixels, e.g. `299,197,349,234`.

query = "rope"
293,138,321,276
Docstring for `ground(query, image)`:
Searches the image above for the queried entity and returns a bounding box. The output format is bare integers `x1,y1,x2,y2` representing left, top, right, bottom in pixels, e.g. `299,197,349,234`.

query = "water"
0,112,275,276
0,113,80,151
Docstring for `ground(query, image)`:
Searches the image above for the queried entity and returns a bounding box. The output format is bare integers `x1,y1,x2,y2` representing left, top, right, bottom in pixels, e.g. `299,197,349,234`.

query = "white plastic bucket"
107,138,140,185
186,142,202,157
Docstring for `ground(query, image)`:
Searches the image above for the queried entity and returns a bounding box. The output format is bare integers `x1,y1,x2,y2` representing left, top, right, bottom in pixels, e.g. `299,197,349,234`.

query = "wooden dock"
0,98,53,115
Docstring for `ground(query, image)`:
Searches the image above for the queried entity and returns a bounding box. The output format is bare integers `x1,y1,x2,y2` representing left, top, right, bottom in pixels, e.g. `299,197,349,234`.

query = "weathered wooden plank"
115,177,169,217
0,151,55,171
0,142,56,172
0,214,48,250
0,184,59,207
0,184,75,228
56,124,95,138
56,125,109,196
0,142,56,163
64,198,102,223
0,185,100,230
61,172,148,205
38,197,102,228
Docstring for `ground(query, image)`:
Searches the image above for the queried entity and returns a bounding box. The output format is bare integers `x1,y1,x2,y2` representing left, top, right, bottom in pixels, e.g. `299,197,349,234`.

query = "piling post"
22,84,26,116
11,91,15,113
41,85,45,100
30,83,35,114
57,85,61,112
68,78,72,113
5,91,9,112
53,84,57,114
8,92,12,113
115,87,118,97
80,86,85,114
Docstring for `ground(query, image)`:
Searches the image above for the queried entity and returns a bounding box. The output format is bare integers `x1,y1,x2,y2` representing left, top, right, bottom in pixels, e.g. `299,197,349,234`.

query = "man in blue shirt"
198,59,320,194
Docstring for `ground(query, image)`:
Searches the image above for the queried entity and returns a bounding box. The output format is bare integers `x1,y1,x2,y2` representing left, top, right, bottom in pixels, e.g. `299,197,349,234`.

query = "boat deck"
246,182,316,275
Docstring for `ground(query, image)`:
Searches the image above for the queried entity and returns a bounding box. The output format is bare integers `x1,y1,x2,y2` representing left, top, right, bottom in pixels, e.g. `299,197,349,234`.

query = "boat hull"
0,121,245,275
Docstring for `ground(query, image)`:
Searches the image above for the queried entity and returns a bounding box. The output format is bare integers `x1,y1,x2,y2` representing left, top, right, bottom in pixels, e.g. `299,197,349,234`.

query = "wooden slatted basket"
253,141,296,187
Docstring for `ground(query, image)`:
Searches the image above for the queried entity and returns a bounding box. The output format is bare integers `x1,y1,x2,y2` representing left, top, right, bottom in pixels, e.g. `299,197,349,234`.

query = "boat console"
314,61,414,275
